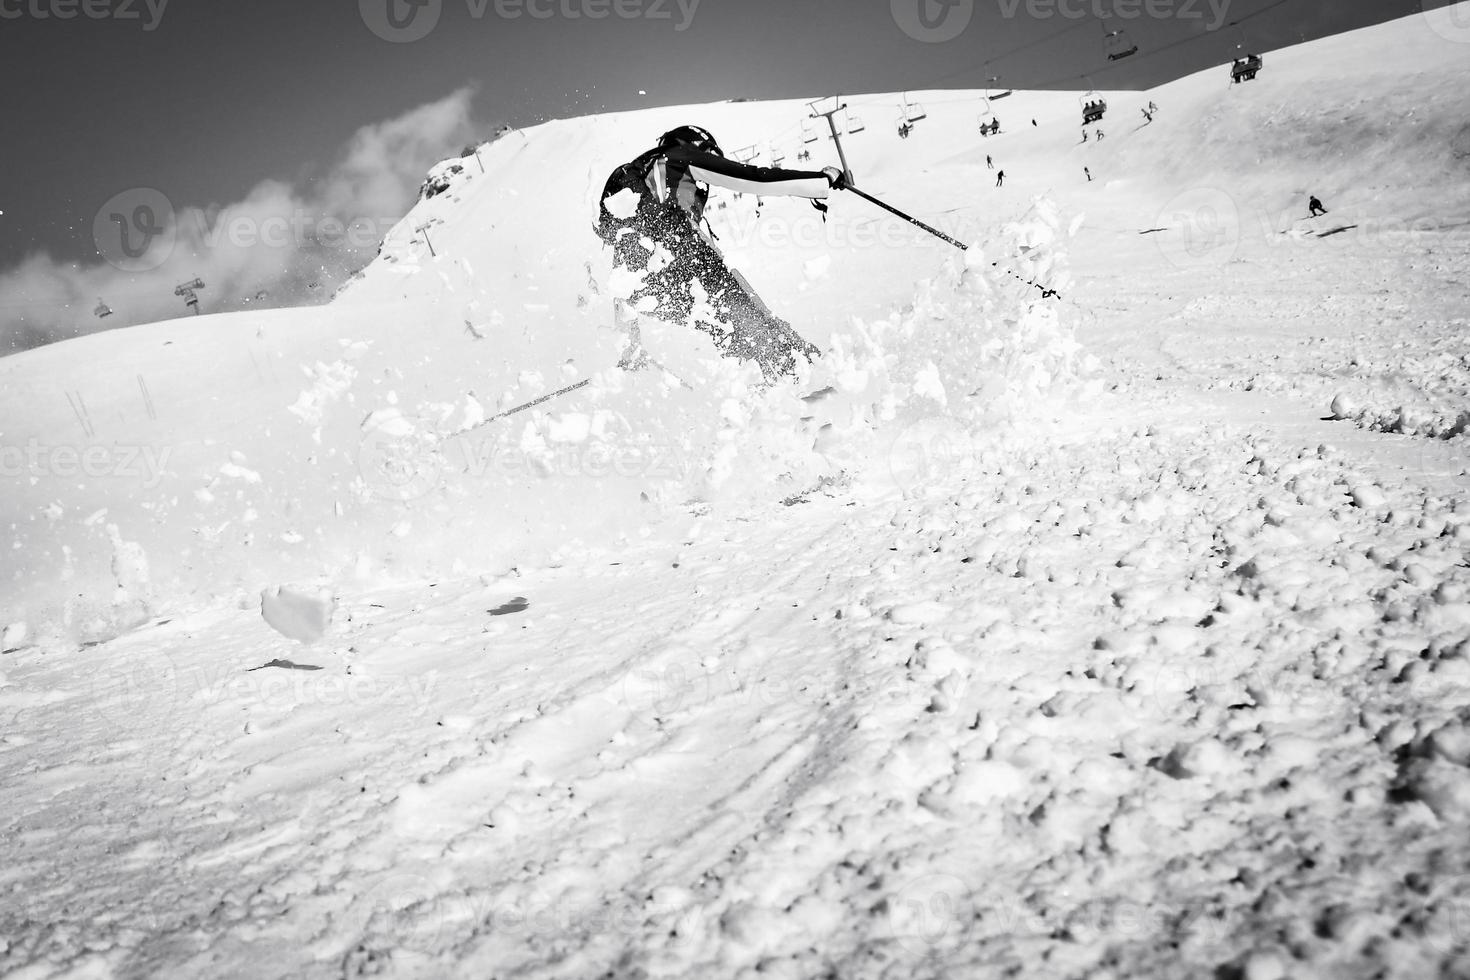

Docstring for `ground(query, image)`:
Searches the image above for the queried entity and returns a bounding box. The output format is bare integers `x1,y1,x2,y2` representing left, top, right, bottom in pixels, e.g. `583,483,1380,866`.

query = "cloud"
0,87,480,355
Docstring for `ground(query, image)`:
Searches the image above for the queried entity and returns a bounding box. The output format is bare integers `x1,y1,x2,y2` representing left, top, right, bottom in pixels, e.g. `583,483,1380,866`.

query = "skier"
596,125,843,380
1081,130,1088,143
1142,108,1153,123
1096,129,1105,141
1308,194,1328,217
1148,100,1158,113
995,170,1005,187
1084,166,1092,182
986,154,993,169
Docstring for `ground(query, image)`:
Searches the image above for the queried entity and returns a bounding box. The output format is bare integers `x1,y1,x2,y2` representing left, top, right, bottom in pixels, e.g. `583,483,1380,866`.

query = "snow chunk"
603,187,641,220
949,760,1026,806
1349,484,1389,511
887,600,950,625
287,360,356,428
260,585,336,643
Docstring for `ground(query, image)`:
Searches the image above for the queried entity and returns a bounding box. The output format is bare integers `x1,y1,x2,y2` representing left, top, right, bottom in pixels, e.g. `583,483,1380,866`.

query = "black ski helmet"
658,124,722,156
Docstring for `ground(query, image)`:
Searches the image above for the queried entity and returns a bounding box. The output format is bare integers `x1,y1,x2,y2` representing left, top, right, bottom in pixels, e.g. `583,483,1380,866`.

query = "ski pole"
837,184,1060,300
843,185,969,251
455,378,591,437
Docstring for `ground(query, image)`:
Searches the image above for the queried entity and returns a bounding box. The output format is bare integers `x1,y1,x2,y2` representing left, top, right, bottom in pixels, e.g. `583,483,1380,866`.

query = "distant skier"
1096,129,1105,141
1308,195,1328,217
1081,130,1088,143
596,125,843,379
1031,118,1037,126
986,154,993,169
1142,108,1153,123
996,170,1005,187
1084,166,1092,182
1147,101,1158,113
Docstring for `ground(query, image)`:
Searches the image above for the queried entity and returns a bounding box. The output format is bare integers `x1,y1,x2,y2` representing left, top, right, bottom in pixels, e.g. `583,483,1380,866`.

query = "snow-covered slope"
3,8,1470,979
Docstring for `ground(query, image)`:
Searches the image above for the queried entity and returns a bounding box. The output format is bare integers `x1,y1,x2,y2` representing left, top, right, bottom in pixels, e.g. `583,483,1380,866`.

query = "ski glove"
821,167,849,190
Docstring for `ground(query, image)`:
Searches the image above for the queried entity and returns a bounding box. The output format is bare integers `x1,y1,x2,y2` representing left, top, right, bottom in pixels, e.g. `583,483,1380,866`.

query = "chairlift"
770,142,785,166
1103,27,1138,61
800,118,818,144
1080,88,1107,125
1231,53,1263,83
1228,27,1263,83
900,92,927,123
844,107,865,134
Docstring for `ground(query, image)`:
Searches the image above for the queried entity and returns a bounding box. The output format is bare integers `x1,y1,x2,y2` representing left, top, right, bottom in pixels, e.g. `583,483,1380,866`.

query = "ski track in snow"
5,8,1470,979
6,402,1470,978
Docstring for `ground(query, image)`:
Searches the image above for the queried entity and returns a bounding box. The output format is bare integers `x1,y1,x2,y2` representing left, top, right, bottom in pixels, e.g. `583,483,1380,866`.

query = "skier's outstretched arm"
664,145,833,200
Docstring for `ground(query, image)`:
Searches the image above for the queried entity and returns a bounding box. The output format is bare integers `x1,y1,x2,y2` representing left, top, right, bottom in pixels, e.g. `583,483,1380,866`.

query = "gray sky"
0,0,1452,348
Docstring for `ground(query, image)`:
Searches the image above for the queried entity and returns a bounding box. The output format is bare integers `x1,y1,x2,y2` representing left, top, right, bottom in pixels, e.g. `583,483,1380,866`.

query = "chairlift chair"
844,107,865,134
1104,28,1138,61
1080,90,1107,125
1231,53,1263,83
901,93,927,123
800,118,818,144
769,143,785,166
